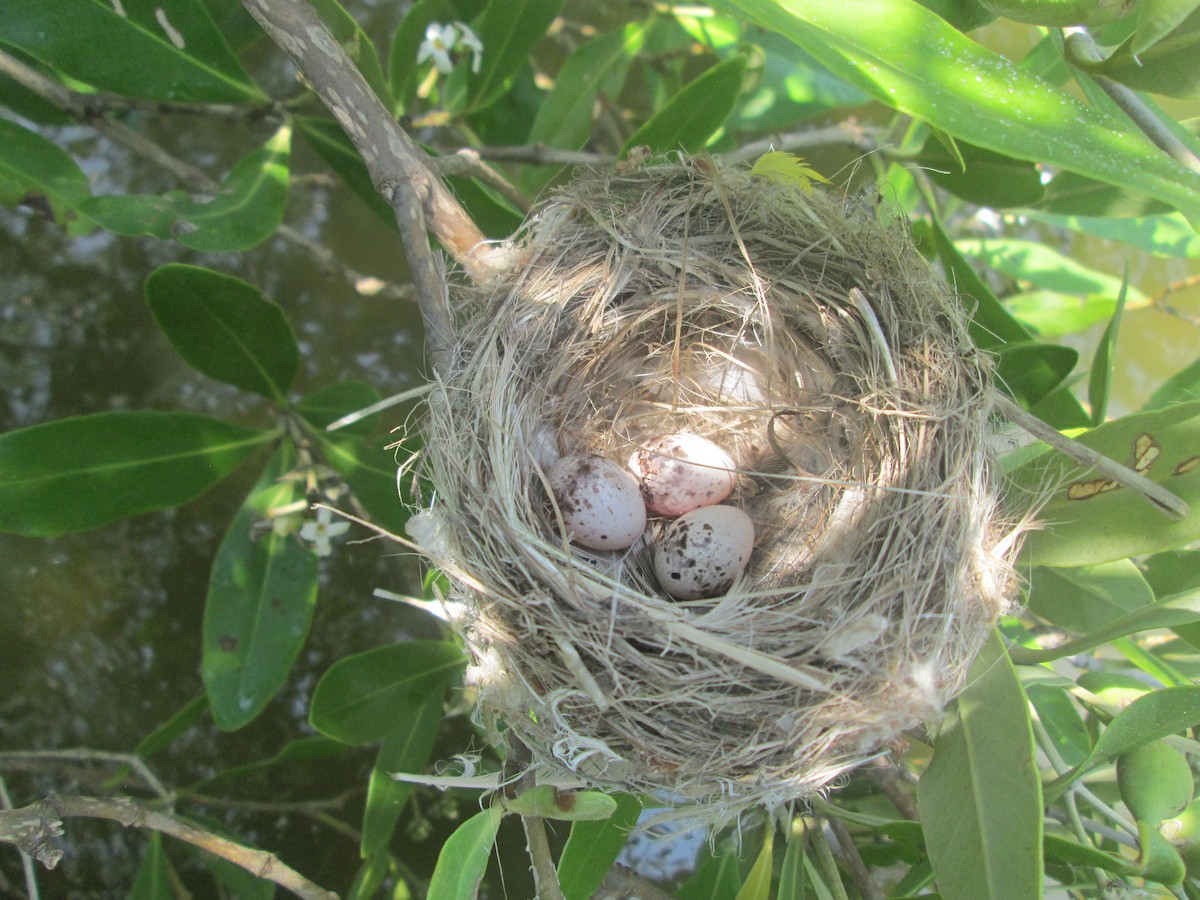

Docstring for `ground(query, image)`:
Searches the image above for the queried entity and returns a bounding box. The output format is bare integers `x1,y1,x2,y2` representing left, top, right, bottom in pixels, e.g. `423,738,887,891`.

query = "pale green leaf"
427,805,503,900
622,56,747,155
734,826,775,900
558,794,642,900
917,631,1042,900
716,0,1200,221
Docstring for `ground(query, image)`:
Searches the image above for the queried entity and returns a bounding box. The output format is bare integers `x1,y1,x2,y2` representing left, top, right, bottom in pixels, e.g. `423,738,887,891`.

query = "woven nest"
408,156,1023,823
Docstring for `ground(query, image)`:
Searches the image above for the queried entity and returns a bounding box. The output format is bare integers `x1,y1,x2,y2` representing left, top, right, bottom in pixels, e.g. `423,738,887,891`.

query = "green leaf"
716,0,1200,222
144,264,298,402
1090,7,1200,99
0,0,263,102
83,124,291,252
1138,820,1187,884
297,116,397,229
777,824,806,900
192,735,347,789
1043,685,1200,801
1043,833,1144,877
427,805,503,900
361,691,443,857
1026,684,1091,767
134,694,209,757
919,139,1044,208
309,640,464,744
504,786,618,821
956,239,1148,309
916,0,998,29
1003,291,1120,337
458,0,563,113
1008,584,1200,666
557,793,642,900
1088,266,1130,425
388,0,459,113
732,29,869,132
735,825,775,900
130,832,171,900
1027,560,1154,632
0,411,273,536
677,844,743,900
1026,213,1200,259
0,118,94,235
1133,0,1200,59
1146,357,1200,410
1035,170,1174,218
315,432,410,533
1011,401,1200,566
917,631,1042,900
202,443,319,731
527,23,645,169
994,342,1078,407
295,381,384,436
622,55,747,156
307,0,394,109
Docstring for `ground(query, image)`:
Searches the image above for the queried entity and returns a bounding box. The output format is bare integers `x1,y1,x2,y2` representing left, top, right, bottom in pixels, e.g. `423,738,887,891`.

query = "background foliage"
2,0,1200,897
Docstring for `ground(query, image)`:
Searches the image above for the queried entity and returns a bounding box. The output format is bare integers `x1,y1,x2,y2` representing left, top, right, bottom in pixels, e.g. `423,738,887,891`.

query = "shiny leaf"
623,55,747,155
1027,212,1200,258
309,640,464,744
0,411,272,536
295,381,383,436
717,0,1200,221
918,631,1042,900
0,118,94,234
315,432,409,533
427,805,503,900
144,264,299,402
203,443,318,731
83,125,291,252
0,0,263,102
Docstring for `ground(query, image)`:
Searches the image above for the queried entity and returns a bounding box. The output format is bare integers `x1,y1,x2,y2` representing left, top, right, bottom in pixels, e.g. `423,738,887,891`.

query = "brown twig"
596,863,676,900
0,795,338,900
0,750,171,802
826,813,886,900
434,148,532,213
0,779,39,900
1151,274,1200,326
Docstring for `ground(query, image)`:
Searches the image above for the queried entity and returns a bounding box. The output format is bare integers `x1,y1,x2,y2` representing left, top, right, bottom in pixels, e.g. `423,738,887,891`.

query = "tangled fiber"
408,156,1025,823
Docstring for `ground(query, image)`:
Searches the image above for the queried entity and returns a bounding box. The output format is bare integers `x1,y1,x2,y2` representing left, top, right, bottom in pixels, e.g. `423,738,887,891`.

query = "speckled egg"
653,505,755,600
629,433,737,517
547,455,647,551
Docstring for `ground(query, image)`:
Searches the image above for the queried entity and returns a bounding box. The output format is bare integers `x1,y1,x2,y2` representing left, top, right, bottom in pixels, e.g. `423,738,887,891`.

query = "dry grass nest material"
408,155,1025,823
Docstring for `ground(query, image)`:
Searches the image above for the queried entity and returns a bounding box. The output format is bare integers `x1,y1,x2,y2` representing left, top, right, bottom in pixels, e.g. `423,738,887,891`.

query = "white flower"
417,21,483,75
299,507,350,557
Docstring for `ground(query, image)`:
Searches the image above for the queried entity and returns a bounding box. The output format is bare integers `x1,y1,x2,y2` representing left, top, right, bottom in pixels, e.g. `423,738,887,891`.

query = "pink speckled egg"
547,455,647,551
653,505,755,600
629,433,737,517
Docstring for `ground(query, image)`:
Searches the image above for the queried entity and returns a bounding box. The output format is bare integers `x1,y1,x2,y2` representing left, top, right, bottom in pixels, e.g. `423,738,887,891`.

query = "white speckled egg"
547,455,647,551
629,433,737,517
653,505,755,600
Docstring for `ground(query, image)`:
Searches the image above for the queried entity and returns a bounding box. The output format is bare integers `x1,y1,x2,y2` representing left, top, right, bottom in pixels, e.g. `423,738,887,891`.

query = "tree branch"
0,796,337,900
239,0,517,374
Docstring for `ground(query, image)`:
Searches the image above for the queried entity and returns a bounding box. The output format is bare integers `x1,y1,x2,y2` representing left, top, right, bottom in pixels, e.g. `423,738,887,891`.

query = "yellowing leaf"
749,150,830,192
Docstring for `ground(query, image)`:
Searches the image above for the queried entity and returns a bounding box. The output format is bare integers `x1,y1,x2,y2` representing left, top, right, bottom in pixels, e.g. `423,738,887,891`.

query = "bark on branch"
0,795,338,900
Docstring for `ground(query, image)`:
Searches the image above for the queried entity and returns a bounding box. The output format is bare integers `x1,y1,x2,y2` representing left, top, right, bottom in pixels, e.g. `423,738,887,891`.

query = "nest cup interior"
414,157,1021,821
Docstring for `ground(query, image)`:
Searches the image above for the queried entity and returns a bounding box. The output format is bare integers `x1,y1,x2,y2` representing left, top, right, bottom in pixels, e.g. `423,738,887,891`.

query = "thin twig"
0,750,172,802
826,814,886,900
1064,33,1200,175
0,46,412,305
434,149,532,213
994,392,1190,520
865,761,919,821
510,770,565,900
596,863,676,900
0,796,338,900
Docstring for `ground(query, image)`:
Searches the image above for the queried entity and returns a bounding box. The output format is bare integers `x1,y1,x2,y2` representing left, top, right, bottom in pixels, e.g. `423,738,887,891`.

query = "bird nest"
407,156,1024,824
